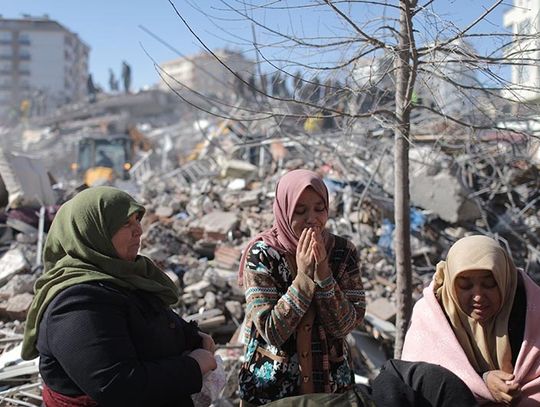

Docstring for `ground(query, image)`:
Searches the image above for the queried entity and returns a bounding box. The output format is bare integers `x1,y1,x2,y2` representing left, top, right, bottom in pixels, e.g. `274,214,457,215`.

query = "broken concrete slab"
155,205,174,218
0,274,35,300
1,293,34,321
184,280,212,297
189,211,239,242
0,148,56,208
204,291,217,309
225,301,244,321
237,190,261,207
0,249,30,286
372,147,481,223
220,159,258,180
409,168,481,223
214,245,241,270
366,297,396,322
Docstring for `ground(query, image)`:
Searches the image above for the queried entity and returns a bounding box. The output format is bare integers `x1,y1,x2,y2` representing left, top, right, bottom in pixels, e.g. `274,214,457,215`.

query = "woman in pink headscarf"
237,169,365,406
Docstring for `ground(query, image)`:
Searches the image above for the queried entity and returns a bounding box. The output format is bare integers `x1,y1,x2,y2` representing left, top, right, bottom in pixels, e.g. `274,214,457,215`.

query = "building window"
18,49,31,60
18,61,30,75
18,78,30,90
0,78,12,90
18,32,30,45
0,61,11,74
0,31,12,44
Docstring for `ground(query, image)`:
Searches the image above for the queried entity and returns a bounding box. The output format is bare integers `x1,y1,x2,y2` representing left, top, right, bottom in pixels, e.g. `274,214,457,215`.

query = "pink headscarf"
237,169,329,285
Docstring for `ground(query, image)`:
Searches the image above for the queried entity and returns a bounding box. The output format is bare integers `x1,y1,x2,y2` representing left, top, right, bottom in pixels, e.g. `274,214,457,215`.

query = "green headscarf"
22,186,179,360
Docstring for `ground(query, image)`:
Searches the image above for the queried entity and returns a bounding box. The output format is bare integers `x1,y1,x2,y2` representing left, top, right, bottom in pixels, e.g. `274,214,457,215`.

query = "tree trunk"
393,0,414,359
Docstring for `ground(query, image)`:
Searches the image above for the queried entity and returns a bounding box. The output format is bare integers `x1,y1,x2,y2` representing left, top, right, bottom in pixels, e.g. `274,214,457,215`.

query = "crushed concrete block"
0,274,36,300
237,190,260,207
374,147,481,223
184,280,212,297
203,268,229,289
187,226,204,241
220,159,258,179
193,240,217,258
366,297,396,322
198,315,226,330
183,268,206,286
5,293,34,320
0,226,13,244
155,205,174,218
0,249,30,286
182,292,198,305
408,148,481,223
185,308,223,323
190,211,239,241
227,178,246,190
225,301,244,321
0,148,56,208
140,246,169,263
204,291,217,309
410,169,481,223
214,245,241,270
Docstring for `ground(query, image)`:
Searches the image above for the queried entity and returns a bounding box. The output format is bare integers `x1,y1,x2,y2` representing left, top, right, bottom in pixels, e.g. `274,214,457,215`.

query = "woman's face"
111,212,142,262
454,269,501,324
291,187,328,237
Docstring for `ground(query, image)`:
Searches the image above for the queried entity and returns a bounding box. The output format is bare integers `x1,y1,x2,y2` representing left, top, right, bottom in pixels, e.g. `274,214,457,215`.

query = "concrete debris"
0,275,35,300
184,280,212,297
0,293,34,321
366,297,396,323
0,149,56,209
1,90,540,404
189,211,240,242
409,165,482,223
214,245,242,270
0,250,31,286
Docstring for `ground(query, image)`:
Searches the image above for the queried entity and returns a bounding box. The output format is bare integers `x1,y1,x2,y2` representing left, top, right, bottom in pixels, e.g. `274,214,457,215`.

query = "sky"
1,1,513,91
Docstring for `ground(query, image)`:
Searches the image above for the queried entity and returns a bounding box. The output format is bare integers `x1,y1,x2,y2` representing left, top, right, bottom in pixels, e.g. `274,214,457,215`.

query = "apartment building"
159,49,253,99
503,0,540,102
352,40,481,118
0,15,90,118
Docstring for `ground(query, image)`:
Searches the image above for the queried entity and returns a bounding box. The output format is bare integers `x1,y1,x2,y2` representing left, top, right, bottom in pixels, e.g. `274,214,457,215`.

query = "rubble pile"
0,91,540,405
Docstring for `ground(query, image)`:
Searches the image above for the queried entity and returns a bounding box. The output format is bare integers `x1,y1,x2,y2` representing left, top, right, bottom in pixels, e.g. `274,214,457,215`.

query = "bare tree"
393,0,416,358
164,0,540,357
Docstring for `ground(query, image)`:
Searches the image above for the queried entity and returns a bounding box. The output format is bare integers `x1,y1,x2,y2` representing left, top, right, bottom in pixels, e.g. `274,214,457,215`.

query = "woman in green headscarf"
22,186,217,407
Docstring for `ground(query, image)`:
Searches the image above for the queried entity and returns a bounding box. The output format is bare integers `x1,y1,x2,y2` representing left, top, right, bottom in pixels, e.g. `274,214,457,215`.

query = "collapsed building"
0,90,540,405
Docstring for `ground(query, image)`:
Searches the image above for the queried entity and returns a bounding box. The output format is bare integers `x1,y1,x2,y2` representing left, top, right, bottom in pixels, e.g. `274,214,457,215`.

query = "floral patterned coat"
239,234,365,405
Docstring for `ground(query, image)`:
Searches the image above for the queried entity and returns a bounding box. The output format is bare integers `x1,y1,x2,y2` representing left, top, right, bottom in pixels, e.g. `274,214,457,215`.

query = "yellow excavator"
70,124,153,186
71,134,133,186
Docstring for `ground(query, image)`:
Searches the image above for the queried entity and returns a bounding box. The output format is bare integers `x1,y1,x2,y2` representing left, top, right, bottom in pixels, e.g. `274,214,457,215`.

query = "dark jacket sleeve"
40,284,202,407
179,318,204,350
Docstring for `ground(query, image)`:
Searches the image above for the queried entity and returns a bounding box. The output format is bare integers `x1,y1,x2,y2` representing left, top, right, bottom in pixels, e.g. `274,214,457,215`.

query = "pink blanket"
402,270,540,406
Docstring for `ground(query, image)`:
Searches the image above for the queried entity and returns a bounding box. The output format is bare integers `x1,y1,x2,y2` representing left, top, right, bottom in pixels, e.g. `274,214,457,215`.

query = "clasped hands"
296,227,329,280
484,370,521,405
